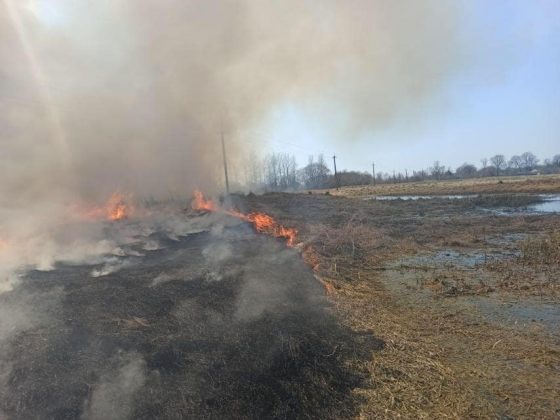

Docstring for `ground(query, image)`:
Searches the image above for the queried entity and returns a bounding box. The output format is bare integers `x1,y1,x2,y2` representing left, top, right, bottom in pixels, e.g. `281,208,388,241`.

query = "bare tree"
243,151,264,189
508,155,522,170
430,161,445,180
520,151,539,170
552,154,560,167
300,154,330,189
480,158,488,169
456,163,477,178
277,153,297,189
490,154,507,176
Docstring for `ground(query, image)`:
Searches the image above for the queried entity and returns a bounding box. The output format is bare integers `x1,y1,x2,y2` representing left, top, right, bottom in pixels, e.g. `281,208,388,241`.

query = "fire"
192,190,334,294
192,189,217,212
247,212,297,247
77,193,133,222
191,189,297,246
106,193,132,221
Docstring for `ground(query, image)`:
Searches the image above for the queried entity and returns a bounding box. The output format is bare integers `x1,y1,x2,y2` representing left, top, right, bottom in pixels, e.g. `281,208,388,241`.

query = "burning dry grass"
192,190,298,246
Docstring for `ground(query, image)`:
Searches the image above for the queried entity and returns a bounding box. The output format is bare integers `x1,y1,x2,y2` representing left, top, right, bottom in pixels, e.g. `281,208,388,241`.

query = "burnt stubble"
0,223,383,419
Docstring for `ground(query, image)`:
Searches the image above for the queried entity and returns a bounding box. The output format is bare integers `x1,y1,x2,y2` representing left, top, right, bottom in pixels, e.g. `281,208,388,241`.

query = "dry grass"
483,232,560,296
319,174,560,197
520,232,560,265
319,248,560,419
340,280,560,419
244,191,560,418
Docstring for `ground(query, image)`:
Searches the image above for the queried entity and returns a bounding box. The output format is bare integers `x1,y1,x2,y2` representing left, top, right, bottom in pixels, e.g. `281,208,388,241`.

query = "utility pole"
372,162,376,185
332,154,339,190
221,129,230,194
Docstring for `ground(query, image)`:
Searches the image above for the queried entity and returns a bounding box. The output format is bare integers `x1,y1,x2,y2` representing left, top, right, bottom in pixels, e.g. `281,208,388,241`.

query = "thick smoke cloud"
2,0,464,198
0,0,466,281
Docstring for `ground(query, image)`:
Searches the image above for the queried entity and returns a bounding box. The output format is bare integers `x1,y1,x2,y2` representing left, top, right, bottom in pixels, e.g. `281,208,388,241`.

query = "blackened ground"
0,222,383,419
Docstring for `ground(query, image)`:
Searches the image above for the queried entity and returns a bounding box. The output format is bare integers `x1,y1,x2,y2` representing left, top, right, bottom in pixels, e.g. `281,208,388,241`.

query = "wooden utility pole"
221,130,230,194
372,162,376,185
332,154,339,190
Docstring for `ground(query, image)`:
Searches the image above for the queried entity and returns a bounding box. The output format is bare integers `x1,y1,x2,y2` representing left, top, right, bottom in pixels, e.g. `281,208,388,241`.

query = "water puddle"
364,194,477,201
398,249,519,268
484,194,560,215
468,297,560,334
383,247,559,337
365,192,560,215
530,194,560,213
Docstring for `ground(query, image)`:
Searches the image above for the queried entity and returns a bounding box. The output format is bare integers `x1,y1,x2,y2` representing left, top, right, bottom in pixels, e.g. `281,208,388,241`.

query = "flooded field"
531,194,560,213
383,245,559,338
367,193,560,214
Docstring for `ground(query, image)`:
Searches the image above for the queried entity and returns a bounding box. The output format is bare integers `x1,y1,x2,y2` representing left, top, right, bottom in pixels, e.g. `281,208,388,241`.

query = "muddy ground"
240,191,560,418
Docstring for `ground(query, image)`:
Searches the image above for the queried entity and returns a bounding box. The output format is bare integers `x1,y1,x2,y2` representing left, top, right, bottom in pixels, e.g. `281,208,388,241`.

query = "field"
242,184,560,418
319,173,560,197
2,180,559,418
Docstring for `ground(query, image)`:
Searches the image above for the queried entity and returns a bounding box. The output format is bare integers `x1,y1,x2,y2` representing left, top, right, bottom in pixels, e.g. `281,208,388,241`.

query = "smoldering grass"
150,273,173,288
90,258,131,278
81,353,147,420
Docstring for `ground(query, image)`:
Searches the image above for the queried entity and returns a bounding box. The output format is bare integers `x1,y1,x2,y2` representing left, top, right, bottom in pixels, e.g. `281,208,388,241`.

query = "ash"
0,218,382,419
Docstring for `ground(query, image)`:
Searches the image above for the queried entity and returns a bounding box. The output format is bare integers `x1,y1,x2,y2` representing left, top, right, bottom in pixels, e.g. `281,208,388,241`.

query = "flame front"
247,213,297,246
192,190,297,246
77,192,133,222
106,193,132,221
192,189,217,212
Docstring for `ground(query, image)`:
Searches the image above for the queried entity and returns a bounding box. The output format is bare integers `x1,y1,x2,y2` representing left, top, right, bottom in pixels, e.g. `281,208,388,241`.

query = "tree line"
241,151,560,191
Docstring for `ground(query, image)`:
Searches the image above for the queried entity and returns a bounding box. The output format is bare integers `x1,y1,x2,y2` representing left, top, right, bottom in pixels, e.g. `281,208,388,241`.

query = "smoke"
0,0,467,282
2,0,465,196
81,353,147,420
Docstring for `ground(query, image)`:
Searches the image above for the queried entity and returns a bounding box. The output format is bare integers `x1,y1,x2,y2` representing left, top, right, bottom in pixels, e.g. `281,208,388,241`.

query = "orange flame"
106,193,132,221
246,212,298,247
192,190,297,246
192,189,217,212
191,190,334,294
78,193,133,222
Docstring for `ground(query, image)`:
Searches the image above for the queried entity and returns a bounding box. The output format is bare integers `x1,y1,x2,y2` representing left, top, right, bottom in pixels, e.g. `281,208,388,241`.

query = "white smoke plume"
81,353,147,420
0,0,468,281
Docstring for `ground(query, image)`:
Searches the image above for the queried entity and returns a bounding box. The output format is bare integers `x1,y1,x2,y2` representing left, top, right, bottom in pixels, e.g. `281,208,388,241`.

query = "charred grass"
0,231,384,419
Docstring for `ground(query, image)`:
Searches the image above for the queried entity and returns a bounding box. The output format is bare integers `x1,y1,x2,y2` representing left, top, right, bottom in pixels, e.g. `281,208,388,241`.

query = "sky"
260,0,560,175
